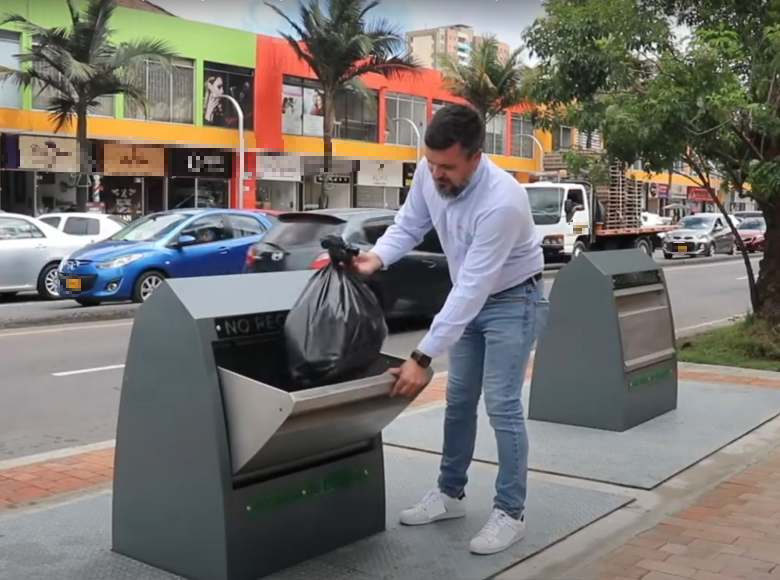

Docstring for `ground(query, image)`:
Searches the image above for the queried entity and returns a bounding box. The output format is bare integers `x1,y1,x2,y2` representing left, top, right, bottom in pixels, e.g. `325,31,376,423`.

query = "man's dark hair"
425,104,484,157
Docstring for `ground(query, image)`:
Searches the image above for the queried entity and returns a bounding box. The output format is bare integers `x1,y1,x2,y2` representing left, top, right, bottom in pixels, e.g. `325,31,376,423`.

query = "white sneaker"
469,509,526,555
399,488,467,526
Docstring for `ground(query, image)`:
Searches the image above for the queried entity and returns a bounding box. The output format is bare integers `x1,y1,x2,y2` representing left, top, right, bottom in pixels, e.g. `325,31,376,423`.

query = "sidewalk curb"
0,305,138,331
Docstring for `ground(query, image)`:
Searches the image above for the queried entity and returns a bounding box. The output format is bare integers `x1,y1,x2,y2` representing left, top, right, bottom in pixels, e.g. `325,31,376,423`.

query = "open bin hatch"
215,337,410,479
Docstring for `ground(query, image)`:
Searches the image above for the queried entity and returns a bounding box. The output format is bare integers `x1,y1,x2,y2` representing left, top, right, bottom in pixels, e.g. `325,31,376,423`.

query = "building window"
510,114,534,159
203,62,254,128
552,125,573,151
0,31,21,109
484,114,505,155
281,76,377,142
126,58,194,123
672,159,685,172
31,47,114,116
334,87,378,141
578,130,603,150
385,93,427,147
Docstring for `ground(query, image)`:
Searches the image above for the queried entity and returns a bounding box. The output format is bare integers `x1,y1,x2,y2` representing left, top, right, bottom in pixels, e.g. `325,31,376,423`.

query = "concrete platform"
0,447,632,580
385,381,780,489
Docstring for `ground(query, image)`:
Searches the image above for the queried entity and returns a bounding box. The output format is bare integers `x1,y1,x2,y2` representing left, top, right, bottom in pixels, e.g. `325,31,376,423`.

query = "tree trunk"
320,90,334,209
76,109,89,212
755,200,780,325
707,187,760,314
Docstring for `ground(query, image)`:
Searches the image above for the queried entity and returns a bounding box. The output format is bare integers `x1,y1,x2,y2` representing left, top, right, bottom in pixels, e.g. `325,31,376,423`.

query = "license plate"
65,278,82,291
677,245,687,253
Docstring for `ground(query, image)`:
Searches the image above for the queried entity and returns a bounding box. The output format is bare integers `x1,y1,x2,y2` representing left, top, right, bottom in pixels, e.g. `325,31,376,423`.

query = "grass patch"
678,317,780,372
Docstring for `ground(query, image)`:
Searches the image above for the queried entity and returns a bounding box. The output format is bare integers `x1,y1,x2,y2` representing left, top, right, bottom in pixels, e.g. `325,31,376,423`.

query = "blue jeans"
437,278,548,519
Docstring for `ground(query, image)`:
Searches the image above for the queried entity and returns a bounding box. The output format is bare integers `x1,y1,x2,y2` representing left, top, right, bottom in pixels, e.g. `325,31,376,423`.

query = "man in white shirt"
354,105,547,555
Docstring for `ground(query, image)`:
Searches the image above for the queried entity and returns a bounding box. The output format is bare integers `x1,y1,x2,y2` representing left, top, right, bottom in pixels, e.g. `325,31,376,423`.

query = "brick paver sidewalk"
4,368,780,580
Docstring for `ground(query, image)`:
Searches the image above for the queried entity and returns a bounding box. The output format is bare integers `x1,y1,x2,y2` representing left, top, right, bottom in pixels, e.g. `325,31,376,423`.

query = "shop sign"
257,154,301,182
687,186,711,202
669,184,687,199
654,184,669,199
19,135,79,173
357,160,403,188
170,148,232,178
103,144,165,176
314,174,351,184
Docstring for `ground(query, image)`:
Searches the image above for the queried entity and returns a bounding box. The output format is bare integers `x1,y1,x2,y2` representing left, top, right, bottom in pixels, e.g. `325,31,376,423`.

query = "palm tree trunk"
76,109,89,212
320,90,334,209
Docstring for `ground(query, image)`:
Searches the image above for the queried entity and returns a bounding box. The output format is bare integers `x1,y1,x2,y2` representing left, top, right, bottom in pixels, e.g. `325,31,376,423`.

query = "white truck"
525,179,674,260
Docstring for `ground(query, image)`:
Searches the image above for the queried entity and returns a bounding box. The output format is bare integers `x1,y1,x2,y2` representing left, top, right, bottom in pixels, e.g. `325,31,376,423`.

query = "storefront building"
0,0,258,216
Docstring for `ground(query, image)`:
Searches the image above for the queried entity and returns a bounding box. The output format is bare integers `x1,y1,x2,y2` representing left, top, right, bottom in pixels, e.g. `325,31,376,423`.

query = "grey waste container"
529,249,677,431
112,271,425,580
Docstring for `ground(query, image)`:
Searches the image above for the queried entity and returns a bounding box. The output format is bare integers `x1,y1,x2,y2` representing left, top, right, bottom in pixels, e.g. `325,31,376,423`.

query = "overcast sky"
151,0,546,52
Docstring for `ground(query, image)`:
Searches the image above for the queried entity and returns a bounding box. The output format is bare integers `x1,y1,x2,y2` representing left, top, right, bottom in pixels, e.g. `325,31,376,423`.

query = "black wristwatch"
410,349,432,369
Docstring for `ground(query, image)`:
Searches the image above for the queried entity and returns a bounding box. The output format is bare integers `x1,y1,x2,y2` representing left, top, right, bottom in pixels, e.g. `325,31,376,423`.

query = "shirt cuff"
417,333,445,361
371,244,400,271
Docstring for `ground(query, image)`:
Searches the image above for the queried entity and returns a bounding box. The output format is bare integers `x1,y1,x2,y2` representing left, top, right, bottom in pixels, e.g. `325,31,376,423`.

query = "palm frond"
65,0,81,26
46,95,77,132
111,39,176,70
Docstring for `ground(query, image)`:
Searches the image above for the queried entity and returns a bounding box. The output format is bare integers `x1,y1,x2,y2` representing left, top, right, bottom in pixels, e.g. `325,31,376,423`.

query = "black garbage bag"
284,235,388,387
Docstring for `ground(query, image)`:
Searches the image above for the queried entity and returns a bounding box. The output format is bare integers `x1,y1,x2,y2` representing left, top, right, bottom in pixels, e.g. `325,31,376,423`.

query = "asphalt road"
0,256,761,461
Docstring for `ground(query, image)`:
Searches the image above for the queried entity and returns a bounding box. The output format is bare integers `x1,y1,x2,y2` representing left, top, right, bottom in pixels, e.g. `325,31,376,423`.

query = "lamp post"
527,134,545,173
390,117,422,161
218,94,245,209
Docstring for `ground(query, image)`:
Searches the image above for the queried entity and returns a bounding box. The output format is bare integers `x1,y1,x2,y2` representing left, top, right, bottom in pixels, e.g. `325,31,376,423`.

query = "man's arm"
417,205,524,359
364,163,433,271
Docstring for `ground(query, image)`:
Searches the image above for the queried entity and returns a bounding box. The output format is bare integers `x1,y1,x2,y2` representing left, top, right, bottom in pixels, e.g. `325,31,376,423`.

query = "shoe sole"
400,510,467,526
469,532,525,555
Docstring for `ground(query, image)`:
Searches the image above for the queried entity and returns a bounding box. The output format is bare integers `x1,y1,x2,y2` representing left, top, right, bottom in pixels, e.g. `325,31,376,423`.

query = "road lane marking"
52,364,125,377
0,320,132,339
663,259,760,274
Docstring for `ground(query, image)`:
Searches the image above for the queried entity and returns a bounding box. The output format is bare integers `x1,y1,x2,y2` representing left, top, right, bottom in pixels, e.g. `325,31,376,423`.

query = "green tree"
0,0,176,211
524,0,780,324
267,0,417,207
438,35,526,130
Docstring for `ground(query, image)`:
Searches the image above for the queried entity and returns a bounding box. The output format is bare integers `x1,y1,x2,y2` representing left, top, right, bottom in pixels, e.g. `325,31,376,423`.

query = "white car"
38,212,125,244
0,213,87,300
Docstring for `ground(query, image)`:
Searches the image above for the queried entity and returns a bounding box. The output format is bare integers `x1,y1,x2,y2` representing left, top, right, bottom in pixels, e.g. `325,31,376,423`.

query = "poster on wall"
203,62,254,129
19,135,80,172
282,84,303,134
303,87,324,136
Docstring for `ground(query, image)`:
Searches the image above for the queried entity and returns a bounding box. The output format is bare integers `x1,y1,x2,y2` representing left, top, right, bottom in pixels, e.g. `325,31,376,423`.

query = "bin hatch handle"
624,348,676,373
218,367,295,474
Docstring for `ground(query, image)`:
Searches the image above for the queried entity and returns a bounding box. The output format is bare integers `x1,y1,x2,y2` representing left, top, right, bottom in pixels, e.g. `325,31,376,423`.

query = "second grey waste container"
529,249,677,431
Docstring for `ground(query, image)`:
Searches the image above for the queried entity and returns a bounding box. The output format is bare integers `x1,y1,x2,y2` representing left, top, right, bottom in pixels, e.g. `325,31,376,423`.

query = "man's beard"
435,178,470,199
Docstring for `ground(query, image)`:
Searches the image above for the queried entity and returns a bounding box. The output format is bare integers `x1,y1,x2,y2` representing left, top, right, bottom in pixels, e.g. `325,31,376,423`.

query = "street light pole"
218,95,245,209
527,134,545,173
390,117,422,161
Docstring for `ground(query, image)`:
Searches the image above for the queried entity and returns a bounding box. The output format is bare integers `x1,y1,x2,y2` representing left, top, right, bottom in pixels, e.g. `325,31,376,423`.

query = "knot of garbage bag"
321,235,359,268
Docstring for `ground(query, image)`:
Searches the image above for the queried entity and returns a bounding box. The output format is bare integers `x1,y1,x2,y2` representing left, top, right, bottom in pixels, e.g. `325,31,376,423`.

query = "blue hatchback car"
59,209,276,306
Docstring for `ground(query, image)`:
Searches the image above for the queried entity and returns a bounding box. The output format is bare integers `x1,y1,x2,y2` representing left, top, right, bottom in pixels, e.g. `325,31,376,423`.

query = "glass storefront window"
386,93,427,146
168,177,228,209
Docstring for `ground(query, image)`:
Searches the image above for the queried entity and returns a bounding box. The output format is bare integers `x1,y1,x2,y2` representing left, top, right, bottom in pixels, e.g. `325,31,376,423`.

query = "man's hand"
390,358,431,398
352,250,383,276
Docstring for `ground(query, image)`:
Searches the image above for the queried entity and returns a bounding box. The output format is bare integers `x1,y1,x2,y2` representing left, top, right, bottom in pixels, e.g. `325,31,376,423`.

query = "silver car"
0,213,86,299
663,213,736,259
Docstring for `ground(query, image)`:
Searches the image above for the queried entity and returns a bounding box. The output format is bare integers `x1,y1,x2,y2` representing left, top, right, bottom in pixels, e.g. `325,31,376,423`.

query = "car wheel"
75,297,101,307
132,271,166,303
572,240,588,258
37,263,61,300
704,242,714,257
663,252,674,260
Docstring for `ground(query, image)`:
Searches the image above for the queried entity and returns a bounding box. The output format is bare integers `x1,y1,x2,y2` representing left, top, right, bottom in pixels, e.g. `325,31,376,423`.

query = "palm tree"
266,0,417,207
438,36,525,130
0,0,176,211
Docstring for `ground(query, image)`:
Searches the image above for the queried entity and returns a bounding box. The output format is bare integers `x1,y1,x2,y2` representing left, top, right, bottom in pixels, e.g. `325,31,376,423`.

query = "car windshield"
110,213,191,242
527,187,564,225
739,218,766,231
264,219,345,247
678,216,715,230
